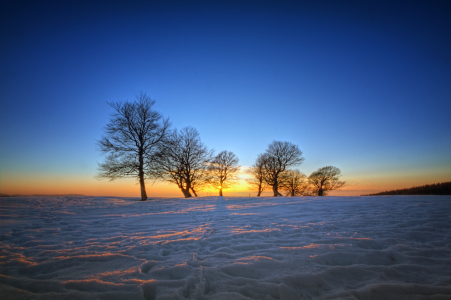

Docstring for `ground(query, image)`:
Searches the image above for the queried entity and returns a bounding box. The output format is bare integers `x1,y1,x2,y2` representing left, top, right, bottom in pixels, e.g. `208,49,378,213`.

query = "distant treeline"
364,182,451,196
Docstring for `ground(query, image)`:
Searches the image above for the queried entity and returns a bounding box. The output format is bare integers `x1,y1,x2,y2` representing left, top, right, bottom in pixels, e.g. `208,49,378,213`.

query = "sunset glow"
1,165,449,197
1,1,449,198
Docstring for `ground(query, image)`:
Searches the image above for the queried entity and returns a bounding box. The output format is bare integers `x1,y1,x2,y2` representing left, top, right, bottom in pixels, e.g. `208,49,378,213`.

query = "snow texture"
1,195,450,299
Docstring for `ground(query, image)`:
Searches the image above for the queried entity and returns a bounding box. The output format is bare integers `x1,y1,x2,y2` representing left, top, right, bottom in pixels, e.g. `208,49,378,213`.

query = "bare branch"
279,169,308,196
246,154,268,197
208,151,240,196
308,166,346,196
150,126,213,198
96,93,171,201
260,141,304,197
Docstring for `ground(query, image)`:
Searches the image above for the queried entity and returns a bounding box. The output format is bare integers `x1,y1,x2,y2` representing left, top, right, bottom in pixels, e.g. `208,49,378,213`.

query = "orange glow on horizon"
1,168,449,197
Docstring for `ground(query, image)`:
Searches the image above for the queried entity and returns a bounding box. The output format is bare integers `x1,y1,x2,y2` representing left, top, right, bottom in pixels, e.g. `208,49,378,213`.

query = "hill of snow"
1,195,450,299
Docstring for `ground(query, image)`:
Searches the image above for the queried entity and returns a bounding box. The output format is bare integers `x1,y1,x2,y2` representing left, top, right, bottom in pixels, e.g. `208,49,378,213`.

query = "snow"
1,195,450,299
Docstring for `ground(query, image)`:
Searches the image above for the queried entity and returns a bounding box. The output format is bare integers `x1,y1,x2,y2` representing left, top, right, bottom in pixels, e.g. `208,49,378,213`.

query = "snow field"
1,195,450,299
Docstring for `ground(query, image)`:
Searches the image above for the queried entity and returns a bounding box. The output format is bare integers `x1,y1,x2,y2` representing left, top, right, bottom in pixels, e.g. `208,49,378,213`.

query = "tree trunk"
219,188,223,196
318,187,323,196
257,185,262,197
273,182,279,197
191,188,198,197
180,187,192,198
184,178,192,198
178,183,192,198
138,151,147,201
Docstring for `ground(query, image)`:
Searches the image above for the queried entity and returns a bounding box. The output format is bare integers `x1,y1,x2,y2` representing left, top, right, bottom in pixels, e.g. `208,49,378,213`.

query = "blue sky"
1,0,450,196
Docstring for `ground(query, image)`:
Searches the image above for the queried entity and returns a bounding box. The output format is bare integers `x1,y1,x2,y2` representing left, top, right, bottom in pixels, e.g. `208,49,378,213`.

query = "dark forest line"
364,182,451,196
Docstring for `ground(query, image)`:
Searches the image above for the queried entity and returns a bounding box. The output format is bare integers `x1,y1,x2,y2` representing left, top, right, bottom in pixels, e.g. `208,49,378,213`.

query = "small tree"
279,169,308,196
151,127,213,198
97,93,170,201
308,166,345,196
208,151,240,196
261,141,305,196
246,154,267,197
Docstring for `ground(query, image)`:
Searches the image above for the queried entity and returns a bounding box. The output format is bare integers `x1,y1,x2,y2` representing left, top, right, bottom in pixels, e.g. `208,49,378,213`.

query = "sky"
1,0,450,197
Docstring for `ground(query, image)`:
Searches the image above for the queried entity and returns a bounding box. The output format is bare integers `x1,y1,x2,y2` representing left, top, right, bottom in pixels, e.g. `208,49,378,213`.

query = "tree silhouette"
261,141,304,196
308,166,345,196
208,151,240,196
97,93,170,201
151,127,213,198
364,181,451,195
279,169,308,196
246,154,268,196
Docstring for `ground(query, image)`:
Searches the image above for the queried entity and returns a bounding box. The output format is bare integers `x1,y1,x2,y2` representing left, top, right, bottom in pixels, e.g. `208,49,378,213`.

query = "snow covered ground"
1,195,450,299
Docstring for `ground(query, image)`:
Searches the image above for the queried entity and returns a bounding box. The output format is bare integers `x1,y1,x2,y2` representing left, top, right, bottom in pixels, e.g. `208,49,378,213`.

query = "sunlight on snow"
1,196,450,299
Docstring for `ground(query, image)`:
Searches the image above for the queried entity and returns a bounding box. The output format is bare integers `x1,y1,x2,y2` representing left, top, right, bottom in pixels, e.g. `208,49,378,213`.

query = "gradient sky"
1,0,450,197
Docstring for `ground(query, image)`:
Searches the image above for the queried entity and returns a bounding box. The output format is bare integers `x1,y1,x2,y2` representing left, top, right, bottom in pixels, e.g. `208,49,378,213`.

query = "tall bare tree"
261,141,304,196
308,166,345,196
151,127,213,198
208,151,240,196
246,154,267,196
97,93,170,201
279,169,308,196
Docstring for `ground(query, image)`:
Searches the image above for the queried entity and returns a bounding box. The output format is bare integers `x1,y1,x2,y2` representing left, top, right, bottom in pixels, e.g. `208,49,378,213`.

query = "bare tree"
246,154,268,197
97,93,170,201
190,168,211,197
308,166,345,196
279,170,308,196
261,141,304,196
151,127,213,198
208,151,240,196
